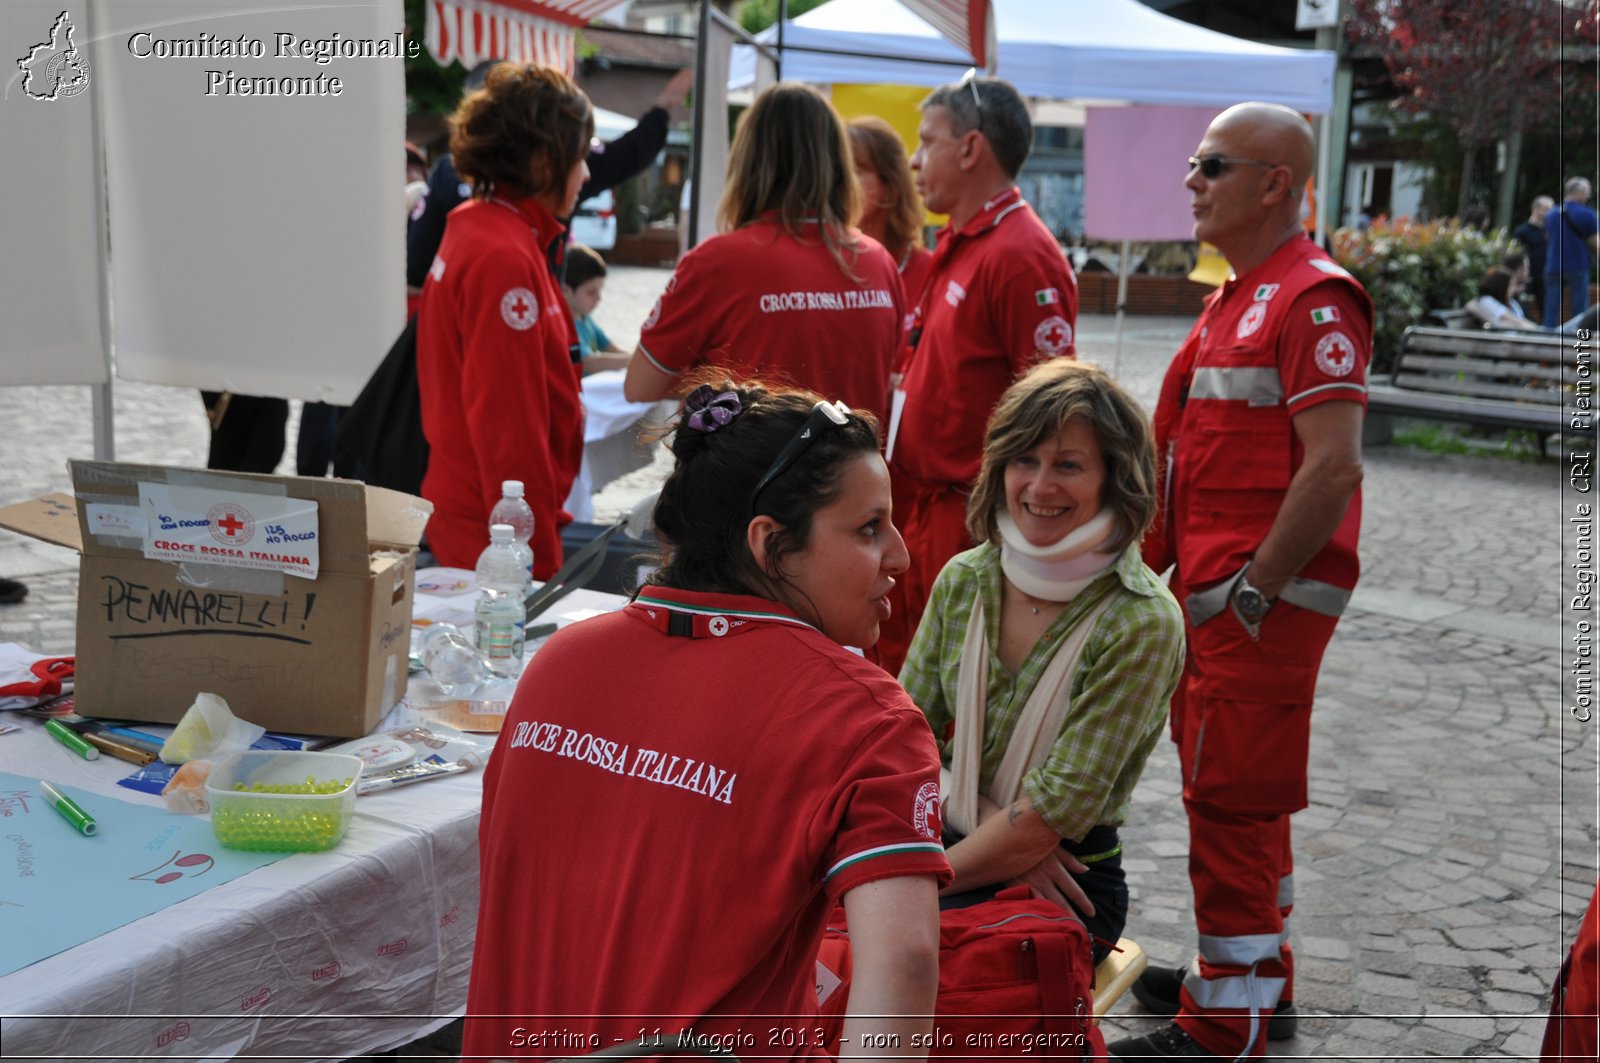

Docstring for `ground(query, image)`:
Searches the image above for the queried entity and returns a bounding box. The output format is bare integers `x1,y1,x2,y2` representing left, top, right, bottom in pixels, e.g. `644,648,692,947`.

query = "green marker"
39,780,98,836
44,719,99,761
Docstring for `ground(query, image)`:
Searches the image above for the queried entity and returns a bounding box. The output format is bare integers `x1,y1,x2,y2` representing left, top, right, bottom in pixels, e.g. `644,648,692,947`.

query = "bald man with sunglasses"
1110,104,1371,1061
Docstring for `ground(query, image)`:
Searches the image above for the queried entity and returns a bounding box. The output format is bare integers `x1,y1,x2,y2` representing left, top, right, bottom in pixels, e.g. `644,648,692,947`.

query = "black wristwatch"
1232,572,1275,622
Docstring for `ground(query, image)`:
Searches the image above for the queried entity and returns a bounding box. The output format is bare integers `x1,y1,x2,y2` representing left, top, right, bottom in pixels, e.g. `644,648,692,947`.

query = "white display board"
2,1,407,401
1,3,111,386
93,0,406,403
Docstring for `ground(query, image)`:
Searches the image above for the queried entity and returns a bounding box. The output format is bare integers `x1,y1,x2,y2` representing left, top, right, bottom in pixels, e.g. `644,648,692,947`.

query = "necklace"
1018,589,1051,616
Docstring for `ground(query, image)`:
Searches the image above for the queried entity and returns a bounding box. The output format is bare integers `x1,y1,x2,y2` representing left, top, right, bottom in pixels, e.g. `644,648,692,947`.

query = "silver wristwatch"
1232,571,1275,623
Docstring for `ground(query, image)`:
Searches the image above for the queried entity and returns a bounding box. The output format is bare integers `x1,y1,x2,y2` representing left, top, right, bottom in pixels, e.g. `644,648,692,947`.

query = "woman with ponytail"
466,375,950,1059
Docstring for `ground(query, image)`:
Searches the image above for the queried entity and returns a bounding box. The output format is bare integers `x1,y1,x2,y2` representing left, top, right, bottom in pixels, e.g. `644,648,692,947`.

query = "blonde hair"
966,360,1157,553
847,116,925,265
719,82,863,280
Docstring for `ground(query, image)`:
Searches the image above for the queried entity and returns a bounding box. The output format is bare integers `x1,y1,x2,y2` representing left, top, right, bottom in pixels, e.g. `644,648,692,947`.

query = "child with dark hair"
465,375,950,1060
562,243,629,374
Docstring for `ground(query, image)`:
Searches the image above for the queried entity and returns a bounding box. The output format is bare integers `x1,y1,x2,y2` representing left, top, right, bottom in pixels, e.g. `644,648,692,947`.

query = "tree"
1346,0,1592,224
737,0,832,35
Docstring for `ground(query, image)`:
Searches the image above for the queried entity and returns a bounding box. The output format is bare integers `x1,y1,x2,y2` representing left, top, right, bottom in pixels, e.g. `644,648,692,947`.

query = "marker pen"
38,780,97,836
44,719,99,761
82,731,158,766
103,726,169,752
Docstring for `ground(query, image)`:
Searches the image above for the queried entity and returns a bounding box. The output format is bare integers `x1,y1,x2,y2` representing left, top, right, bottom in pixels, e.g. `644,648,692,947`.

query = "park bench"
1365,326,1579,452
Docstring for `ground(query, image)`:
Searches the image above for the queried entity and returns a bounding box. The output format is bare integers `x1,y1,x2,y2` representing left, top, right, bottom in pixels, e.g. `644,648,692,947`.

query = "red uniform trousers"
1170,596,1339,1059
1542,880,1600,1061
875,472,972,676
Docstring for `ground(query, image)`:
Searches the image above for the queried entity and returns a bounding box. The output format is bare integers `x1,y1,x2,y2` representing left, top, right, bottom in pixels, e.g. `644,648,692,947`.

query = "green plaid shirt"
898,541,1184,843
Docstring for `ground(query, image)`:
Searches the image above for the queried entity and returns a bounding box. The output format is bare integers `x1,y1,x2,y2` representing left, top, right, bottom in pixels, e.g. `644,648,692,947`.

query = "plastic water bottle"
489,480,536,577
475,524,531,677
419,623,494,697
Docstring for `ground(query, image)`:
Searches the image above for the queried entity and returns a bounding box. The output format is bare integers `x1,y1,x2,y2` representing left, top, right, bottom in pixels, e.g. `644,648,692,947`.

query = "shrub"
1333,219,1516,375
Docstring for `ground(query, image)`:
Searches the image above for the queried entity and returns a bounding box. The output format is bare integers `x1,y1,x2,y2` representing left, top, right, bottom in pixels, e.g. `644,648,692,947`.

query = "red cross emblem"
1034,315,1073,354
501,287,538,331
206,502,254,545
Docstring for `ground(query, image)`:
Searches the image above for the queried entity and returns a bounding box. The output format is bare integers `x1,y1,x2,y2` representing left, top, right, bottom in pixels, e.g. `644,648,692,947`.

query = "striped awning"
897,0,995,69
424,0,627,73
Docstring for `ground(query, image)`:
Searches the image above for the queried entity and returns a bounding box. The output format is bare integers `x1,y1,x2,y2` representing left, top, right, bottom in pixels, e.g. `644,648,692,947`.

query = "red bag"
815,886,1108,1060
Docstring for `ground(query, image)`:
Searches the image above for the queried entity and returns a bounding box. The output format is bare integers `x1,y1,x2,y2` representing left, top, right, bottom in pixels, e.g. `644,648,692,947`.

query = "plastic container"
419,622,494,696
475,524,530,677
489,480,536,576
207,751,364,852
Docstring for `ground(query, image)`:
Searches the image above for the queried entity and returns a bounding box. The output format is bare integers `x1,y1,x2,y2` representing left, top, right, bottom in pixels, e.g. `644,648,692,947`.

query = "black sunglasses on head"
750,400,851,516
1188,154,1280,179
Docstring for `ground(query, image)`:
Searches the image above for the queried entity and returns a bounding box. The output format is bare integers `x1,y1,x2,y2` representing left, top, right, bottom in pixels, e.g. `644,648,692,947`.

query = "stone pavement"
0,265,1594,1061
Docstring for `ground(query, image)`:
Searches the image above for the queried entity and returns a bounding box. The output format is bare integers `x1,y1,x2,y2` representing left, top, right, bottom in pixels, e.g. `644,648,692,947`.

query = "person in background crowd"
300,142,431,480
900,359,1183,966
1470,265,1600,336
1544,177,1599,328
415,63,591,578
199,390,288,474
1512,194,1553,314
464,377,947,1060
1112,102,1371,1061
623,82,903,422
406,65,694,300
562,242,629,374
1468,266,1544,332
848,115,934,310
876,73,1079,675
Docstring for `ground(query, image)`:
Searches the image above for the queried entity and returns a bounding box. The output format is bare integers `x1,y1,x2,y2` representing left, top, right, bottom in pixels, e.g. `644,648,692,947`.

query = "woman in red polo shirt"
465,377,951,1060
849,115,934,313
415,64,591,576
624,84,904,421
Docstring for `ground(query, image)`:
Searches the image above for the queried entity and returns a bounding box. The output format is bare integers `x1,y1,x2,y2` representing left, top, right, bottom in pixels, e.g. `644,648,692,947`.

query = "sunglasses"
1188,154,1280,179
959,67,984,134
750,400,852,515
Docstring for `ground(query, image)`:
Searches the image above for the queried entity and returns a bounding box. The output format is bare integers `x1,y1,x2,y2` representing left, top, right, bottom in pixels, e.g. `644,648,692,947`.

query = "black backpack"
336,315,429,496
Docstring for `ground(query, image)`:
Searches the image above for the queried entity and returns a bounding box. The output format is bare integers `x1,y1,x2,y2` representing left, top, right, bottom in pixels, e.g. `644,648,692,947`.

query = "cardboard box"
0,461,431,738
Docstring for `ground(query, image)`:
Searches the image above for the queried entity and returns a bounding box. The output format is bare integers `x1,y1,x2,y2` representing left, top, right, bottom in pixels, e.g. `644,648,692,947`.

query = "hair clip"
683,385,743,434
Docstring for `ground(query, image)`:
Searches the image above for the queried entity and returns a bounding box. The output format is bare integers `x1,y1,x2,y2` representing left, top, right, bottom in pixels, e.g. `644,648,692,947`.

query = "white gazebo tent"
731,0,1334,113
730,0,1338,366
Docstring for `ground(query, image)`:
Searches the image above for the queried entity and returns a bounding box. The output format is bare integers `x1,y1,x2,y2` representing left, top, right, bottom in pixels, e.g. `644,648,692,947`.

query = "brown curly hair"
449,63,593,202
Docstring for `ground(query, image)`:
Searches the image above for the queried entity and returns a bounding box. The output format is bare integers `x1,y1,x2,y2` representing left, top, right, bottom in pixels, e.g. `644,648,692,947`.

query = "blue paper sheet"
0,772,285,976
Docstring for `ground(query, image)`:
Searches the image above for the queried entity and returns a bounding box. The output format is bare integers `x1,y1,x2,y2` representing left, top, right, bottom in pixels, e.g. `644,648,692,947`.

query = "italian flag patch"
1035,288,1059,306
1310,306,1341,325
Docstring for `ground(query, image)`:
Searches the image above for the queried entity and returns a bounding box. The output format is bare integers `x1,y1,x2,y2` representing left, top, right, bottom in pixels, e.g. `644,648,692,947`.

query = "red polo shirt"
638,217,903,418
464,585,950,1060
891,188,1078,487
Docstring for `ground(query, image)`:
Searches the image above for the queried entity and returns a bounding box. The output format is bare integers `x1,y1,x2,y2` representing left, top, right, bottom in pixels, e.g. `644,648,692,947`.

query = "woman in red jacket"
416,64,592,577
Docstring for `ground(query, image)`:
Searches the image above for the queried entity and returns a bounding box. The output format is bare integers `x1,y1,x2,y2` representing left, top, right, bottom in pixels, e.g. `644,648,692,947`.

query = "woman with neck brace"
898,359,1185,960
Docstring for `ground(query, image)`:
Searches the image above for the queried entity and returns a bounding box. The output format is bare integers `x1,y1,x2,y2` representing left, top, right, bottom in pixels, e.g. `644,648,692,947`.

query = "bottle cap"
501,480,525,498
489,523,514,542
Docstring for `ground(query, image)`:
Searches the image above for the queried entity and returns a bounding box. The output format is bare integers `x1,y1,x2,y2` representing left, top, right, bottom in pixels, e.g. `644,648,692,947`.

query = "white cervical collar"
997,508,1119,603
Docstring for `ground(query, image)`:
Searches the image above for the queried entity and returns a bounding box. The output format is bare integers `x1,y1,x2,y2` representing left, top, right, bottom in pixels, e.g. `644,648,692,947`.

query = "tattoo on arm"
1007,803,1022,827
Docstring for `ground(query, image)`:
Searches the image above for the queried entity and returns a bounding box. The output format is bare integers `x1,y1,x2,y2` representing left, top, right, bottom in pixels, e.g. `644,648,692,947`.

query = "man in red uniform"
876,74,1078,675
1110,103,1370,1060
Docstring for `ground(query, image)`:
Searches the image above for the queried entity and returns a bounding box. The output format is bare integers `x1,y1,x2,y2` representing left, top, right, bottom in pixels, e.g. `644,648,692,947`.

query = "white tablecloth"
0,586,627,1062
